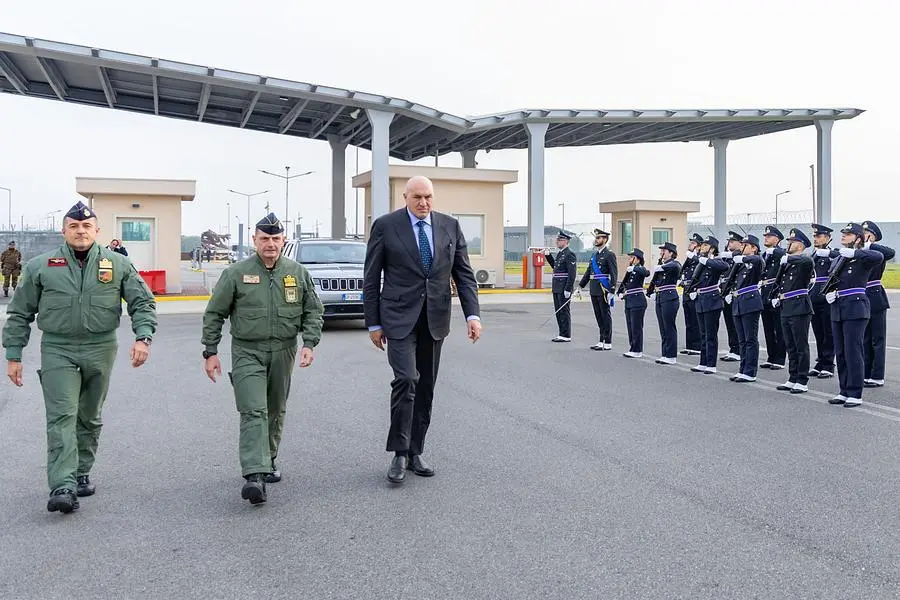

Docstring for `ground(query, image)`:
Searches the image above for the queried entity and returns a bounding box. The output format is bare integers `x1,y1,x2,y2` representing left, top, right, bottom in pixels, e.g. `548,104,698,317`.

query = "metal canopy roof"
0,32,864,162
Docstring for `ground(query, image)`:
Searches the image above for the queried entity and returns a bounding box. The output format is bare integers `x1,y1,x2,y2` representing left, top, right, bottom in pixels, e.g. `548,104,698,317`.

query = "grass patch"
883,263,900,289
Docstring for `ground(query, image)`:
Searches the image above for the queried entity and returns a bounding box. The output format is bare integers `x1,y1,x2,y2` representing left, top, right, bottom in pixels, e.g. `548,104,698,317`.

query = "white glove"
764,247,775,255
686,250,696,259
826,291,837,304
627,266,634,273
864,241,873,249
780,255,788,265
543,248,551,256
698,256,708,265
689,291,698,301
816,248,831,257
733,254,744,263
654,265,664,273
771,298,780,308
839,247,855,258
617,292,624,301
563,291,571,299
724,293,733,304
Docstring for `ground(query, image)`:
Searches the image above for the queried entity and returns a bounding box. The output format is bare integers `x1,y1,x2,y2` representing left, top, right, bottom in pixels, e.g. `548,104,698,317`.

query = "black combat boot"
76,475,95,497
47,489,79,513
241,474,267,505
264,459,281,483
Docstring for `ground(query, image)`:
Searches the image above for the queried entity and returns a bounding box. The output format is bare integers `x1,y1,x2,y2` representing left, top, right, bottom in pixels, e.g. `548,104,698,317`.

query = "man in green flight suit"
201,212,324,505
2,201,157,514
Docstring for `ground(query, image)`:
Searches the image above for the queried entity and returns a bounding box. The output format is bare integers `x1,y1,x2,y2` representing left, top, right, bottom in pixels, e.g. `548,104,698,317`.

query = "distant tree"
181,235,201,252
200,230,231,249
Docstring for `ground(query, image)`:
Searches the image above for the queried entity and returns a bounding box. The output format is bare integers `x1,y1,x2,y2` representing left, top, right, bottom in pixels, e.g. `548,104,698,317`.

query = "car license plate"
342,293,362,301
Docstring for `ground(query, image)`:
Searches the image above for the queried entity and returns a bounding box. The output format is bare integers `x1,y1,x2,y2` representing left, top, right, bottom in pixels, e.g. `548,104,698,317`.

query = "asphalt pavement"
1,299,900,599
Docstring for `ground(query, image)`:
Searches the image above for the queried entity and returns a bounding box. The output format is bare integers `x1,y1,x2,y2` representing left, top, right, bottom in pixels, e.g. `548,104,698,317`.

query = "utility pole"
809,164,816,223
259,166,314,234
0,186,10,231
228,189,269,258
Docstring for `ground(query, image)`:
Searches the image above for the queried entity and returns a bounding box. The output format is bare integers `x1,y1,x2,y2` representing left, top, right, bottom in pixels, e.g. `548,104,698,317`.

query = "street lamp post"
559,202,565,232
46,209,63,231
775,189,791,225
259,166,314,234
228,189,269,257
0,186,10,230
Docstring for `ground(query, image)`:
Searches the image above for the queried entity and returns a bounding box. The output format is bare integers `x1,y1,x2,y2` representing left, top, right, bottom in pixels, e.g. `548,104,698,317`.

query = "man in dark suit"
544,231,578,342
861,220,894,388
578,229,618,351
770,229,815,394
759,226,787,370
363,176,482,484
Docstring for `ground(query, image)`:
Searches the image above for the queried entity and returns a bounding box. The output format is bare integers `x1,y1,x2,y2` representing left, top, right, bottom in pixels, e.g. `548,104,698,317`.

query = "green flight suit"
201,253,324,477
2,243,157,493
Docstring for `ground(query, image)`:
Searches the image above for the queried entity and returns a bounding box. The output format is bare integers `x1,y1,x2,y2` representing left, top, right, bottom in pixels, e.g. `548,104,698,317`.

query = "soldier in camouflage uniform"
1,240,22,296
201,213,324,505
2,201,157,514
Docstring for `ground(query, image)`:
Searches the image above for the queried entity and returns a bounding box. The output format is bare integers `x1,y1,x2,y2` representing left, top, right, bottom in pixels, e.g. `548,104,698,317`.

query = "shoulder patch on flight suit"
283,274,298,303
98,258,113,283
243,274,260,284
48,257,67,267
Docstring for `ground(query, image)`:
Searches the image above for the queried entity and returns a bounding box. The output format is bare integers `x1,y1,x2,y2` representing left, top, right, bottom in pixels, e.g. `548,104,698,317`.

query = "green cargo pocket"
86,294,123,333
275,306,303,339
229,308,267,340
37,296,75,334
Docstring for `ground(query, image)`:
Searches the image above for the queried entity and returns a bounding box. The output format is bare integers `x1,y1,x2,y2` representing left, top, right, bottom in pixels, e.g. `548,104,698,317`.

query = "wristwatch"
136,337,152,346
202,350,217,359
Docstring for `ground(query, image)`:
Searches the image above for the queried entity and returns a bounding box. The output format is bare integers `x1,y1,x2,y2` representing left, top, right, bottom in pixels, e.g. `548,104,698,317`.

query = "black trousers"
552,292,572,338
656,301,679,359
864,309,888,381
810,303,835,373
734,311,761,377
385,307,444,456
625,307,646,353
697,309,722,368
591,294,612,343
683,298,701,351
833,318,868,400
781,313,811,385
761,304,786,365
722,301,740,355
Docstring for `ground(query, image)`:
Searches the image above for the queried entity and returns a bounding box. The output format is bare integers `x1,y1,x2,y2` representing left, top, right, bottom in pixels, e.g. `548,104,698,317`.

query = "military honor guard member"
678,233,704,356
202,212,325,504
646,241,681,364
686,236,730,374
544,232,578,343
770,229,815,393
862,220,895,388
759,226,787,370
719,231,745,363
617,248,650,358
578,229,618,351
824,223,882,408
2,201,157,514
809,224,836,379
721,234,765,382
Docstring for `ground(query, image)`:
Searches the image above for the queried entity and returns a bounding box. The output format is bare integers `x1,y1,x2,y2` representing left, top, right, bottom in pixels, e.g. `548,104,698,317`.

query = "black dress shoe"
76,475,95,497
409,455,435,477
47,488,79,513
387,456,407,483
241,474,267,505
265,459,281,483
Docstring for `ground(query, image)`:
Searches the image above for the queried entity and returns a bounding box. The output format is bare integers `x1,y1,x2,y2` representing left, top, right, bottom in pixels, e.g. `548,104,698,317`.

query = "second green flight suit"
201,252,324,479
2,240,157,504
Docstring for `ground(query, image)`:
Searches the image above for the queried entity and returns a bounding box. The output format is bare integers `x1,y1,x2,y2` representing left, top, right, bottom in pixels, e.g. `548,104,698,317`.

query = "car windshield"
297,243,366,264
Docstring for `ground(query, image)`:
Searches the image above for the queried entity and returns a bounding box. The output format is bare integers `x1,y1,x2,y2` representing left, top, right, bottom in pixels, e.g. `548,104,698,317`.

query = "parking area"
1,299,900,598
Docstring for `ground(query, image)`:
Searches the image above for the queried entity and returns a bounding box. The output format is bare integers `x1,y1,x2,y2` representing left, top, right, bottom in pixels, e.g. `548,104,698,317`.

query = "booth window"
452,214,484,256
652,228,672,246
619,220,633,253
121,221,151,242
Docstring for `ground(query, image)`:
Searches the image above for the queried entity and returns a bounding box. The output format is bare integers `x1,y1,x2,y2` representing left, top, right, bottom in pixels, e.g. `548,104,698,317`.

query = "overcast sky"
0,0,895,239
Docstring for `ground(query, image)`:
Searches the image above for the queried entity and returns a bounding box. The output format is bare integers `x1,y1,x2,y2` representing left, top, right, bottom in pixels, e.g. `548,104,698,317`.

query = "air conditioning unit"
474,268,497,288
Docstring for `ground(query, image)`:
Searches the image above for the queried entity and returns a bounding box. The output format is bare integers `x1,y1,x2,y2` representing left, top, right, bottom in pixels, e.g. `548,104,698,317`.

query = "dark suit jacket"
363,208,480,340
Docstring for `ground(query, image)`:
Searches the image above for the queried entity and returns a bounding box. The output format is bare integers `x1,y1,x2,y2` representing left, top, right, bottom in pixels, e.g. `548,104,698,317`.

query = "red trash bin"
138,270,167,295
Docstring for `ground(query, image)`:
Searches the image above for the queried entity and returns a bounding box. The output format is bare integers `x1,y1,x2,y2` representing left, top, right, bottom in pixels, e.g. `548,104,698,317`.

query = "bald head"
404,176,434,219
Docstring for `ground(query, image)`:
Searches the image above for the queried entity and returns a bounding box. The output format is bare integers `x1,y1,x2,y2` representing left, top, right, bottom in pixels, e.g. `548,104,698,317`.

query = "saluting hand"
7,361,23,387
299,347,314,368
130,341,150,368
205,355,222,382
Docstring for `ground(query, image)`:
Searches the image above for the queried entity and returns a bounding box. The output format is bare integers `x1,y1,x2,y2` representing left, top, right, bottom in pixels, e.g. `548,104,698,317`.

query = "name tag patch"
48,257,67,267
243,275,260,284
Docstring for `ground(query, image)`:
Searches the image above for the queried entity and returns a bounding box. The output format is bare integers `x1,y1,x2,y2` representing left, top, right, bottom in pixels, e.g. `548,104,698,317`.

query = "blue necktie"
417,221,432,274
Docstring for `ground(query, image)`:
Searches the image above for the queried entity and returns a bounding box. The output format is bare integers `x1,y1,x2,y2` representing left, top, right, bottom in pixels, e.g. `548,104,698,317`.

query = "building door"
119,218,155,271
650,228,672,265
618,220,633,254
